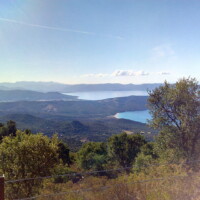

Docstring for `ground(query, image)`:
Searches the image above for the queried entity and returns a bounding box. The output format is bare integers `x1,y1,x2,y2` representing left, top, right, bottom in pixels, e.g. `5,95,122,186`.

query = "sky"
0,0,200,84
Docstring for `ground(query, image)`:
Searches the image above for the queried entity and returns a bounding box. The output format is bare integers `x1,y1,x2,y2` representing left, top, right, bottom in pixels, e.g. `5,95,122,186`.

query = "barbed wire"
14,174,188,200
5,158,199,184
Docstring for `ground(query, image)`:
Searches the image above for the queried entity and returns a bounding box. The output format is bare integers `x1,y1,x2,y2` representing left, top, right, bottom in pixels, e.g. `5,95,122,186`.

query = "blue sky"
0,0,200,84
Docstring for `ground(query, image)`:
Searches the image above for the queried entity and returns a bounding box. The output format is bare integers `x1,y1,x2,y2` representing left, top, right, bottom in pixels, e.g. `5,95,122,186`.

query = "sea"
64,90,148,100
64,90,150,123
114,110,151,123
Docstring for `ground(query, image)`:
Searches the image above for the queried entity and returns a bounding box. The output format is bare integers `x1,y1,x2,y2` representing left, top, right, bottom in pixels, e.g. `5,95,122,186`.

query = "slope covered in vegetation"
0,78,199,200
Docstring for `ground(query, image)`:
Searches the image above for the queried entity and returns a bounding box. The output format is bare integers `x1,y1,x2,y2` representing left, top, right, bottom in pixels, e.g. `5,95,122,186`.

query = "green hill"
0,113,155,143
0,90,77,102
0,96,148,117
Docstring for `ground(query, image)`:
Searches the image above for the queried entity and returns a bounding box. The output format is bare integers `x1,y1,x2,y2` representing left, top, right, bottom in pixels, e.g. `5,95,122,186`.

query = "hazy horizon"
0,80,163,85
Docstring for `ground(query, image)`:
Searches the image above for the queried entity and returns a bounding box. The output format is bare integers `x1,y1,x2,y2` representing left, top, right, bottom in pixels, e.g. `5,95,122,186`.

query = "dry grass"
38,165,200,200
5,164,200,200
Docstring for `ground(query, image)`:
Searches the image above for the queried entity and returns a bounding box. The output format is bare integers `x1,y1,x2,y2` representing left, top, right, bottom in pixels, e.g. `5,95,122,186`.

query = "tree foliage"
7,120,17,136
108,133,146,168
77,142,108,172
134,142,158,172
0,120,17,141
57,141,71,166
0,131,59,199
148,77,200,161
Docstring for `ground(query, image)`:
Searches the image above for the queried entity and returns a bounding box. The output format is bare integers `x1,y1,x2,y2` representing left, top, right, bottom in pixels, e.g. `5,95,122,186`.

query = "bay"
64,90,148,100
115,110,151,123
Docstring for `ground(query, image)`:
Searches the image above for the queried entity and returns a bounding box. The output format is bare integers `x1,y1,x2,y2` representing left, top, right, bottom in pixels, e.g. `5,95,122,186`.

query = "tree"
0,121,17,141
7,120,17,136
77,142,108,172
0,131,59,199
0,126,8,141
134,142,158,172
148,77,200,161
57,141,71,166
108,133,146,168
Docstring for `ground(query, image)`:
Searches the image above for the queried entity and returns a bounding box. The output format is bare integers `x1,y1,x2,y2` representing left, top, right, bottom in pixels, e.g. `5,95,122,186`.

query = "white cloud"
95,73,109,77
112,70,149,77
157,72,171,75
134,71,149,76
81,73,109,78
81,70,171,78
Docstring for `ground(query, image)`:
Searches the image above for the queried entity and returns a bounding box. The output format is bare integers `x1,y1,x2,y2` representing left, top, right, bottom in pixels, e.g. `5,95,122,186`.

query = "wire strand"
5,159,199,184
14,174,188,200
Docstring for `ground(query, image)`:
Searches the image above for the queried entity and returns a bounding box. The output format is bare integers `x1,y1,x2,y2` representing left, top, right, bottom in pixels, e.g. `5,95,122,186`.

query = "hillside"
0,96,148,117
0,95,151,143
0,90,77,102
0,113,155,143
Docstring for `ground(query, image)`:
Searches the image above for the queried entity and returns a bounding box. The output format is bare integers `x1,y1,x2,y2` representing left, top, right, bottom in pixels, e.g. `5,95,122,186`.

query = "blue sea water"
64,90,148,100
64,91,150,123
115,110,151,123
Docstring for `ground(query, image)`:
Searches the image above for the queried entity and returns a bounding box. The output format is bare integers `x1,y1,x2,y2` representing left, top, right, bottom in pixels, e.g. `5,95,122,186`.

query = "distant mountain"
0,96,148,117
0,81,161,93
0,113,89,136
0,86,10,90
0,90,77,102
0,82,66,92
0,113,155,142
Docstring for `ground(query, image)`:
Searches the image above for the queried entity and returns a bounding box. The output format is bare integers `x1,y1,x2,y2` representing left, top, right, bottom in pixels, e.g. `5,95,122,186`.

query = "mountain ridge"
0,90,77,102
0,96,148,117
0,81,162,92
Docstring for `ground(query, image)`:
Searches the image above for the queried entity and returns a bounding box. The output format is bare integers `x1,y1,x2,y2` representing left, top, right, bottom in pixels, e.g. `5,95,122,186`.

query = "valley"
0,91,154,144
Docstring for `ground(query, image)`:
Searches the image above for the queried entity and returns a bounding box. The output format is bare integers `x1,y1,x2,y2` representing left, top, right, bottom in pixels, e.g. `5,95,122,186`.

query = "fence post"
0,176,4,200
